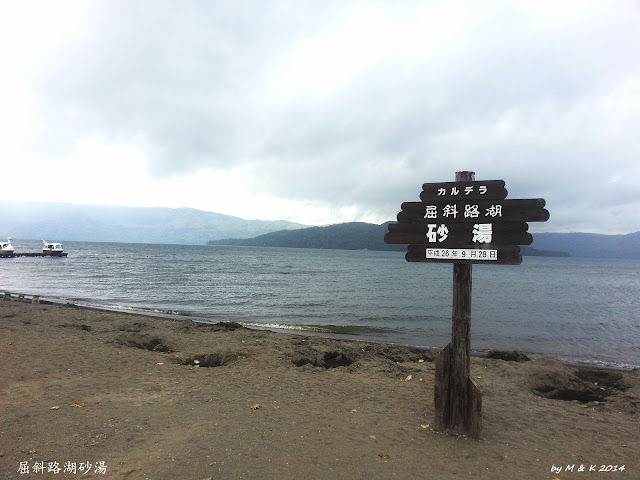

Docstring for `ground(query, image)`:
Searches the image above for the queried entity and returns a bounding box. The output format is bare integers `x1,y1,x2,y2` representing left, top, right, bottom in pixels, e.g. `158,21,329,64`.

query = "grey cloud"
32,1,340,170
23,0,640,233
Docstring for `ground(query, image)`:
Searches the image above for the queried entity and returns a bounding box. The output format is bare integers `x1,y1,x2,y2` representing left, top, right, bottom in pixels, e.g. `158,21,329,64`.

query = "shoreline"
1,300,639,479
32,297,640,372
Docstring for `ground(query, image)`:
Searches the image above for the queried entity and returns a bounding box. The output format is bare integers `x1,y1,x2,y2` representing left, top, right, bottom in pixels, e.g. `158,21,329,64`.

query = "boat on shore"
1,237,15,254
42,240,65,256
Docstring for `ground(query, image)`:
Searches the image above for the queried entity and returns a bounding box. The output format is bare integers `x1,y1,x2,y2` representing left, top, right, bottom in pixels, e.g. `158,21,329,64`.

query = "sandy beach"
1,300,638,479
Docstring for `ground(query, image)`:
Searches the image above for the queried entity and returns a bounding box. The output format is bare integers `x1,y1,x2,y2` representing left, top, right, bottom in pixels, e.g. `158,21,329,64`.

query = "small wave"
281,302,328,309
72,302,193,318
244,322,396,335
557,356,640,372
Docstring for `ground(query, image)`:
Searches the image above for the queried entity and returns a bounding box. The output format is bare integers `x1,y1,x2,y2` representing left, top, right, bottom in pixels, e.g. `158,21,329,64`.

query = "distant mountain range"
3,203,638,259
209,222,640,259
210,222,402,251
530,231,640,259
1,202,305,245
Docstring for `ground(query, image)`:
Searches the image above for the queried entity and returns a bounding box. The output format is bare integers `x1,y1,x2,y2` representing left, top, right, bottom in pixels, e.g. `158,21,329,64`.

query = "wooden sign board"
385,224,532,246
387,172,549,439
387,221,529,234
405,244,522,265
398,199,549,223
422,180,507,200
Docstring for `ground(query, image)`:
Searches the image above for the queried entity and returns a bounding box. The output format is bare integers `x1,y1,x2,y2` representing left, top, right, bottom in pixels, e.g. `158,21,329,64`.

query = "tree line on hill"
208,222,576,257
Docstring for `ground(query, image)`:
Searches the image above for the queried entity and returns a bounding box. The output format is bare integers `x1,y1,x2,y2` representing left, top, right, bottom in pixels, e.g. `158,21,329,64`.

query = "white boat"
1,237,15,254
42,239,64,256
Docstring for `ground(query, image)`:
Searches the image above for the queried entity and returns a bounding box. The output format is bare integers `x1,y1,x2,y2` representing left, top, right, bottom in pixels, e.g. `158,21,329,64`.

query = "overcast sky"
1,1,638,233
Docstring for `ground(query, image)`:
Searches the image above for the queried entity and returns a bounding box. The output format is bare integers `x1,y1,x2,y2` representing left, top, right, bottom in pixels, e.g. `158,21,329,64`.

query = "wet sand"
1,300,638,479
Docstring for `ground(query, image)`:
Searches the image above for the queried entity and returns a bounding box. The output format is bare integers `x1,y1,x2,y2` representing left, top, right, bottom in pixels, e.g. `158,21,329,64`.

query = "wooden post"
433,171,483,438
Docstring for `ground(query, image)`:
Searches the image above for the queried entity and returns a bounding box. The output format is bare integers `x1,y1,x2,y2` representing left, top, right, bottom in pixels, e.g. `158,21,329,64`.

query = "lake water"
1,240,639,370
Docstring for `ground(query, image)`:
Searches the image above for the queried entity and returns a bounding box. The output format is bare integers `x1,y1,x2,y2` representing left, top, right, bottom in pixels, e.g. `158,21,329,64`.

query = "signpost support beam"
433,171,483,438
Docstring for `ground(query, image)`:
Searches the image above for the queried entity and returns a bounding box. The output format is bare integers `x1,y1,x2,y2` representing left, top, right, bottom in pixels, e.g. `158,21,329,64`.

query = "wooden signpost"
385,171,549,439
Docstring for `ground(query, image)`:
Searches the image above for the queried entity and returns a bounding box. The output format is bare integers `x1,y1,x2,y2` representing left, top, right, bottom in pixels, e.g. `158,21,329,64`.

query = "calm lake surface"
1,240,639,370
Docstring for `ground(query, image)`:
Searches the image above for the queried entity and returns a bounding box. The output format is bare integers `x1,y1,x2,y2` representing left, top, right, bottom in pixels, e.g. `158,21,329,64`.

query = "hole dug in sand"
176,352,239,368
532,368,631,403
322,351,354,368
116,334,174,353
292,350,354,369
194,321,245,331
486,350,531,362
